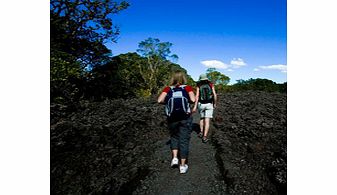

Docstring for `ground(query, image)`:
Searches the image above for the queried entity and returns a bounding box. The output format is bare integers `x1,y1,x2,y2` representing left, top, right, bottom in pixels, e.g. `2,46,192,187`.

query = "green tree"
278,82,287,93
205,68,230,91
87,52,147,99
206,68,230,85
50,0,129,43
50,0,129,102
87,52,193,99
137,37,179,94
51,0,129,68
231,78,284,92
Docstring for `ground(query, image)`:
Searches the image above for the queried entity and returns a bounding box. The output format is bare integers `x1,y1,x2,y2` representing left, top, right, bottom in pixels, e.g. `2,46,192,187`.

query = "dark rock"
51,97,167,195
51,91,286,195
211,91,286,194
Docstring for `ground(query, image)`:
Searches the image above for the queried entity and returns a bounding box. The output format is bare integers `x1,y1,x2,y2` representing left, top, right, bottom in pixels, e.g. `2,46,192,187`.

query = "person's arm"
212,86,217,108
188,91,195,103
192,87,199,112
184,85,195,104
157,92,167,104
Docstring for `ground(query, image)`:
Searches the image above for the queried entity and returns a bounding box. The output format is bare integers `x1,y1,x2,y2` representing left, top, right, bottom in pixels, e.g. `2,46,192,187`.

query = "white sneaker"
171,157,179,168
179,164,188,174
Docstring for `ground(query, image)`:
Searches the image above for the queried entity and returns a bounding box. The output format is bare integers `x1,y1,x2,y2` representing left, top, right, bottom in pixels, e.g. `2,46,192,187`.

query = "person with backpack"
157,71,195,174
192,73,217,143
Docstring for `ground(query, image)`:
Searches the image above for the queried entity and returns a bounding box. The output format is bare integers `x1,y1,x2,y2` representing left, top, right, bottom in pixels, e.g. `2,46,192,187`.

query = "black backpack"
199,83,213,103
165,85,191,121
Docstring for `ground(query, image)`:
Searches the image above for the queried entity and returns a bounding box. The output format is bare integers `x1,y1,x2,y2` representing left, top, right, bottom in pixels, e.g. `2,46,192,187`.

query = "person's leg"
202,103,214,142
203,117,210,137
179,117,193,166
199,118,204,136
180,158,187,165
198,103,205,137
168,121,179,166
172,149,178,158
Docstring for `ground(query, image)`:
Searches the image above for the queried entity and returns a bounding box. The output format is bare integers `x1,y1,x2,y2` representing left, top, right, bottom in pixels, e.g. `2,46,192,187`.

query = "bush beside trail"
212,91,287,194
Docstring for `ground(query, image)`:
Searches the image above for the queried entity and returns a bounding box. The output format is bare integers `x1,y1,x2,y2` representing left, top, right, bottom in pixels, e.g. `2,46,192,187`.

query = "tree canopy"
51,0,130,103
206,68,230,85
51,0,129,69
50,0,129,43
88,52,194,99
136,37,180,94
137,37,178,61
231,78,286,93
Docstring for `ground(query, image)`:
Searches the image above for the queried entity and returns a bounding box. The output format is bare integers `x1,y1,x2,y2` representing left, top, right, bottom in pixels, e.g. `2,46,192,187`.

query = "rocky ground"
212,91,287,194
51,91,286,194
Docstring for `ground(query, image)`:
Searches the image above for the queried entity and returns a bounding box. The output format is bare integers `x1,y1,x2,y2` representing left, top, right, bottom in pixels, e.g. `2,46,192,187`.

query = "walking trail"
133,113,227,194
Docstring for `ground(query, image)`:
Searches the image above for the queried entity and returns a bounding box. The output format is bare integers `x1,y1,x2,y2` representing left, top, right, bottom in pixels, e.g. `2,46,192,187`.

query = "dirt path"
133,114,227,194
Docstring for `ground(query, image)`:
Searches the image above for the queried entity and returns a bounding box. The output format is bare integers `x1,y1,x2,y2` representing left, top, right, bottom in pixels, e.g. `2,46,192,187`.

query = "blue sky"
107,0,287,84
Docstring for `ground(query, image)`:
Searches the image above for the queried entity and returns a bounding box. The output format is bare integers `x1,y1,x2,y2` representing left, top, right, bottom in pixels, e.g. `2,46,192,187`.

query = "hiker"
192,73,217,143
157,71,195,174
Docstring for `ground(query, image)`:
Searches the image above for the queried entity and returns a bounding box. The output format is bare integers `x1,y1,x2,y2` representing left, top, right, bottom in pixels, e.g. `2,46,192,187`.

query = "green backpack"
199,83,213,103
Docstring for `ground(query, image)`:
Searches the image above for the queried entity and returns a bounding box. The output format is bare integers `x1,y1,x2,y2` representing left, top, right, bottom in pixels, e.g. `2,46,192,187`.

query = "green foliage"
137,38,178,61
50,0,129,43
50,50,84,103
50,0,129,66
135,89,152,98
230,78,286,93
203,68,230,92
206,68,230,85
50,0,129,103
136,37,180,94
85,53,144,99
186,76,196,87
278,82,287,93
87,52,193,99
155,60,195,93
51,51,82,82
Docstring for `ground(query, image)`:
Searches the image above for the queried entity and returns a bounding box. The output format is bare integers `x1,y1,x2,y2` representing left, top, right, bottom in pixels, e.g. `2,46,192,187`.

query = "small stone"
126,157,132,163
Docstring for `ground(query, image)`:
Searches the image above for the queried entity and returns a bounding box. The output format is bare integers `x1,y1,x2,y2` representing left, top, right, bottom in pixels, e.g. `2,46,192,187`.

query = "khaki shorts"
198,103,214,118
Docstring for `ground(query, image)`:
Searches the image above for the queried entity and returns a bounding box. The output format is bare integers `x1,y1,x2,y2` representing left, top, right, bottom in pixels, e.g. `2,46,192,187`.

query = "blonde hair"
170,71,187,86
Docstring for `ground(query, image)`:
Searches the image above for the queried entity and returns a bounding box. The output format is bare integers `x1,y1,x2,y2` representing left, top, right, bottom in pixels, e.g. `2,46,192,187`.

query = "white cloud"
253,68,260,71
201,57,247,70
230,58,247,68
200,60,229,69
259,64,287,73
